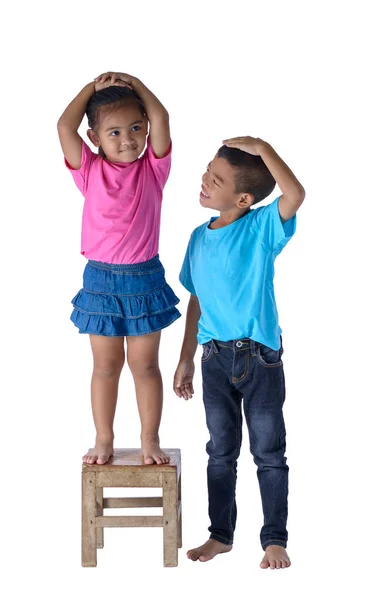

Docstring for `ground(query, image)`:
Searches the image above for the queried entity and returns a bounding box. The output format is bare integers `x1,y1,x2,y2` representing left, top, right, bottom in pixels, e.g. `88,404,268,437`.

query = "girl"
57,71,180,465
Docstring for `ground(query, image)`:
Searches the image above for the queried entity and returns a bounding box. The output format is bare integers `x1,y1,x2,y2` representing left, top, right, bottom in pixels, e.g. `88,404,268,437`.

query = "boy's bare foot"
260,545,291,569
187,539,232,562
82,434,114,465
141,434,170,465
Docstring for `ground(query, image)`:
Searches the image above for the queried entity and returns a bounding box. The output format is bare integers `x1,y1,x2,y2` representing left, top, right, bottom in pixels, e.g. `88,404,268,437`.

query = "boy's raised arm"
223,136,305,222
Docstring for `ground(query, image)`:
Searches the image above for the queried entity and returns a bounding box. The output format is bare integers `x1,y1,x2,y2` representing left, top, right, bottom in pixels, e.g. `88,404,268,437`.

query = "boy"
173,136,305,569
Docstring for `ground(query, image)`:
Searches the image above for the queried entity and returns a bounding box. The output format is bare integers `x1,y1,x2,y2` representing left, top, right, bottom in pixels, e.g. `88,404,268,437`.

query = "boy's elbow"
295,185,306,205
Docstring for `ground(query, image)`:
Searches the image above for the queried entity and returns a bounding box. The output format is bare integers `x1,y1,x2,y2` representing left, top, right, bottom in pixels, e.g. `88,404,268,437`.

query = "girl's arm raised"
132,78,170,158
95,72,171,158
57,82,96,169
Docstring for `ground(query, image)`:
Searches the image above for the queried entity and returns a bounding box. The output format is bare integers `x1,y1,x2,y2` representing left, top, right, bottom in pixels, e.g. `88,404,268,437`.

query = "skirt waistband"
88,254,162,273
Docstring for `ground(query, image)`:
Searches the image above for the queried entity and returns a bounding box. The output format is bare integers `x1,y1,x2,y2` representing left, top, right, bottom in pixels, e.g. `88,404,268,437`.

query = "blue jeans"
201,338,288,550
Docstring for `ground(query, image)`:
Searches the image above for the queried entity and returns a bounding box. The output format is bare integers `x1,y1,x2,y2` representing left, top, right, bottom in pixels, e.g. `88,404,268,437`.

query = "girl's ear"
87,129,100,147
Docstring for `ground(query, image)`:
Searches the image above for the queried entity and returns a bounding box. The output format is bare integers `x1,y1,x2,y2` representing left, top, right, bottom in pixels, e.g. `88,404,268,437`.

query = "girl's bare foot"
260,545,291,569
141,434,169,465
82,434,114,465
187,539,232,562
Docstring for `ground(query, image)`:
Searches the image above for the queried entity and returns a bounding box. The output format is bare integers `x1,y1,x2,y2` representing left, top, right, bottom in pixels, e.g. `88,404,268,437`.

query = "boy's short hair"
217,146,276,204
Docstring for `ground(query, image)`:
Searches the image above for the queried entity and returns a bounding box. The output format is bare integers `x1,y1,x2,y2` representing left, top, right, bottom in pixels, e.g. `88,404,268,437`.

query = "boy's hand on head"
223,136,268,156
95,72,135,89
173,359,195,401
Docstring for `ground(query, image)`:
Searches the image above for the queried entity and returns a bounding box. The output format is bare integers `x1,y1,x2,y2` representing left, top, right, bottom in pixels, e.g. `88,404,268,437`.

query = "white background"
2,0,380,598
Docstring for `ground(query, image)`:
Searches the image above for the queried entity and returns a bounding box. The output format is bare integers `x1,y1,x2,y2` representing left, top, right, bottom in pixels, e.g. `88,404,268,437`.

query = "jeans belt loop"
211,340,219,353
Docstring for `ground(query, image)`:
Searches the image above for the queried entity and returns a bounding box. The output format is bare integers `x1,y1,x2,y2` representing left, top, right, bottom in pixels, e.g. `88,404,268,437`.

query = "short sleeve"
252,196,296,253
144,138,172,189
64,140,97,196
179,235,197,296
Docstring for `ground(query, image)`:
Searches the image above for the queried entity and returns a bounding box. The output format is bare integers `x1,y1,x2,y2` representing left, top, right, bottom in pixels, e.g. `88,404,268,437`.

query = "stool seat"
82,448,181,567
83,448,180,469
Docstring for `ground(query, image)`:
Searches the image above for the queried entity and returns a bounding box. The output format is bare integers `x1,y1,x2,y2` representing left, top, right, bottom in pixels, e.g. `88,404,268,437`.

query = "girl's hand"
222,136,268,156
94,76,131,92
173,359,195,400
94,72,135,89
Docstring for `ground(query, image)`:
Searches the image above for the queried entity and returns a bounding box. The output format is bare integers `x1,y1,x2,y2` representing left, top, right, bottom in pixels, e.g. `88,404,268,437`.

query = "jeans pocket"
257,343,283,368
201,342,214,363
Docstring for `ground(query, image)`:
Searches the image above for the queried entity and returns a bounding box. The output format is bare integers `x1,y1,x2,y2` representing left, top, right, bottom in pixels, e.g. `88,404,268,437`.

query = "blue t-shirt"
179,197,296,350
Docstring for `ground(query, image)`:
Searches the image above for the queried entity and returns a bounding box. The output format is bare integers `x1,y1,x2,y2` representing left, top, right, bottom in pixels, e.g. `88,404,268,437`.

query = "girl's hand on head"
94,76,131,92
222,136,268,156
95,72,135,88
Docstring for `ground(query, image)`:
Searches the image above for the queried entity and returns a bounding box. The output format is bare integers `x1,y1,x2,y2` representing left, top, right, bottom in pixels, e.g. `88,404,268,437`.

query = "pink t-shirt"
65,139,171,264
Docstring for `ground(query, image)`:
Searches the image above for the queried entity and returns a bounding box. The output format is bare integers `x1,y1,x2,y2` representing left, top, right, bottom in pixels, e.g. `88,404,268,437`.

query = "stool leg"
177,473,182,548
82,472,97,567
96,487,104,549
163,472,178,567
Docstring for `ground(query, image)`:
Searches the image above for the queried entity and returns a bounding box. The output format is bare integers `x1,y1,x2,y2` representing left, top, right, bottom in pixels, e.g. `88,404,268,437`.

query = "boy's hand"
173,359,195,400
222,136,268,156
94,72,135,89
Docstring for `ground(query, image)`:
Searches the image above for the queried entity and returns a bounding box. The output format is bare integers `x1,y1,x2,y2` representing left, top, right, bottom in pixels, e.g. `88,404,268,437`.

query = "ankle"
141,432,159,442
96,432,114,442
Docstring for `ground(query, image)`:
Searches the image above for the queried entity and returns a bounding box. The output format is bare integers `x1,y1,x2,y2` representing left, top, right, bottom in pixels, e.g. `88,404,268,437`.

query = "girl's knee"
128,358,160,379
93,356,125,378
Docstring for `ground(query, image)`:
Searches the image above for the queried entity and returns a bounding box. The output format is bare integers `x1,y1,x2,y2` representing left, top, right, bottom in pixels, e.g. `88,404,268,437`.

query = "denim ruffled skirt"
70,255,181,336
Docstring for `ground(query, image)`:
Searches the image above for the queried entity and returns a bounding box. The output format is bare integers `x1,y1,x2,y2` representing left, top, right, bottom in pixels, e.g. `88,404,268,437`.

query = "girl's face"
88,104,148,163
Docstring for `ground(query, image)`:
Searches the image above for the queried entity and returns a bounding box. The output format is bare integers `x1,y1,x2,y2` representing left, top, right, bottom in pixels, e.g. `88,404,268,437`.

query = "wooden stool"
82,448,181,567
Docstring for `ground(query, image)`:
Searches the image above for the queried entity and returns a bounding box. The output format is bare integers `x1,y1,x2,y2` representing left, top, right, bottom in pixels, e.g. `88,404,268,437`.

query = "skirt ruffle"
70,305,181,336
70,256,181,336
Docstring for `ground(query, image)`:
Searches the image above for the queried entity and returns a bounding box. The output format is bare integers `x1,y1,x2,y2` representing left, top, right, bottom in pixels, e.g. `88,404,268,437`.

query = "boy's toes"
261,546,291,570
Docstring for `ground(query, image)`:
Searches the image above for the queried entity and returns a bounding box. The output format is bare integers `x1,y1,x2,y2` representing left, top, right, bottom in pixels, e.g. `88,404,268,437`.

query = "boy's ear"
237,193,254,208
87,129,100,147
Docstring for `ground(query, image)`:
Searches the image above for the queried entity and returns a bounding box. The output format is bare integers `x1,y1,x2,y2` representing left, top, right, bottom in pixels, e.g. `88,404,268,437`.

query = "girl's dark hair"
86,86,146,158
217,145,276,204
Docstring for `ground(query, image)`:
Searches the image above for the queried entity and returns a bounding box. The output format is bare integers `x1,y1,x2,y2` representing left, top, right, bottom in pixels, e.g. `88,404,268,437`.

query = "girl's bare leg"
82,334,125,465
127,331,169,465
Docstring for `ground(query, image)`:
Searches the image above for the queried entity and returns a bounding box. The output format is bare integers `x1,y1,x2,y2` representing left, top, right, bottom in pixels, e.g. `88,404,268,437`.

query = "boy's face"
88,104,148,163
200,155,246,211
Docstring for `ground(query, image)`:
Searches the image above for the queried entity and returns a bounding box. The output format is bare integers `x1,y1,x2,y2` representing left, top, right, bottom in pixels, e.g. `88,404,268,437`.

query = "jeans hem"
262,539,287,550
209,533,233,546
